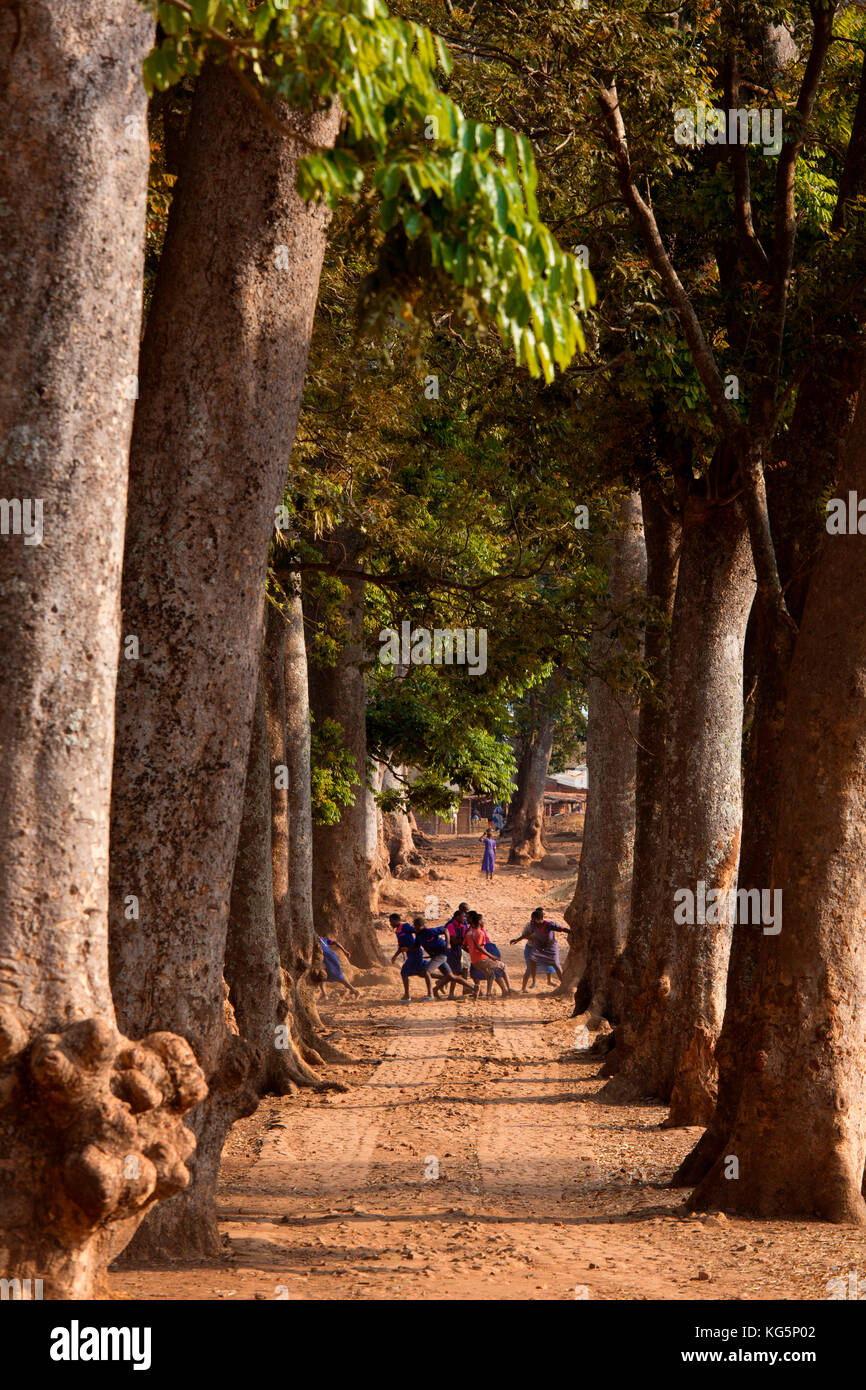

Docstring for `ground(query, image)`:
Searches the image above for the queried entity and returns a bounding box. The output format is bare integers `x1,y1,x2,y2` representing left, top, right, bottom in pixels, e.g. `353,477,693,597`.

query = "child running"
318,935,360,998
415,916,476,998
389,913,433,1002
510,907,568,991
438,902,470,1000
464,911,513,998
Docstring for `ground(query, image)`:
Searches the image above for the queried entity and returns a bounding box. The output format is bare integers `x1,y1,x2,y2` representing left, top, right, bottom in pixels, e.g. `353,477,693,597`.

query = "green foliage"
139,0,595,380
309,715,360,824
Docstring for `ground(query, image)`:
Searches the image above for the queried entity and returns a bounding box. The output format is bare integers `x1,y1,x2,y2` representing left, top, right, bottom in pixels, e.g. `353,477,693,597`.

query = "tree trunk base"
291,975,357,1065
0,1014,207,1298
670,1123,724,1187
687,1151,866,1226
662,1028,718,1128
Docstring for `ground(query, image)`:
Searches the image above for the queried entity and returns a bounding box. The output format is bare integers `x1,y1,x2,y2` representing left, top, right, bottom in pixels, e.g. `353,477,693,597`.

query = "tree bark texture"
603,492,754,1125
307,572,386,967
0,1,208,1298
563,492,645,1024
689,394,866,1223
109,63,340,1259
604,477,680,1053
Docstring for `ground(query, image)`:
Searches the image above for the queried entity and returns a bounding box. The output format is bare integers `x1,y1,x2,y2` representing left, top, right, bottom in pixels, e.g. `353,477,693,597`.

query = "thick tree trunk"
689,397,866,1223
604,477,680,1055
562,492,645,1023
225,670,321,1094
676,356,866,1185
109,64,340,1259
307,572,387,967
380,764,419,871
508,711,556,864
602,491,754,1123
0,1,207,1298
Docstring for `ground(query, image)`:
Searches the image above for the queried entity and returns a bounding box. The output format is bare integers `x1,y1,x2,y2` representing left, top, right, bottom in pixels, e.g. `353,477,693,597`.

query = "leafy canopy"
139,0,595,380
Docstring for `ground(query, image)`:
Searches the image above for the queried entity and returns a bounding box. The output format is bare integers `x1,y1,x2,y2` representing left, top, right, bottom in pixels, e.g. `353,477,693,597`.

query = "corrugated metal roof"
549,766,588,789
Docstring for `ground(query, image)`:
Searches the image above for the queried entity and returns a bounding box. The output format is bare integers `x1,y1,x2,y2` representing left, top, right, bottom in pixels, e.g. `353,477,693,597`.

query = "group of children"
316,905,570,1003
389,904,569,1001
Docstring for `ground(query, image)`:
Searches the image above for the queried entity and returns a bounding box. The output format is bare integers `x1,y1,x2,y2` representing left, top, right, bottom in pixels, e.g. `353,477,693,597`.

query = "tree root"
0,1007,207,1297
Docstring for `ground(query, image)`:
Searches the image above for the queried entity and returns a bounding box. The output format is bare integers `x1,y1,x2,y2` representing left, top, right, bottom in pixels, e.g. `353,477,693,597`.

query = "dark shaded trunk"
604,476,681,1059
563,492,645,1023
109,64,339,1259
0,1,208,1298
675,351,866,1184
307,571,386,967
602,487,754,1123
508,711,556,864
689,392,866,1223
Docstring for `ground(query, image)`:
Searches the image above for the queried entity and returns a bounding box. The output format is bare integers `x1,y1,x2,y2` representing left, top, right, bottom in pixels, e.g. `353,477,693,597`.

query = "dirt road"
110,839,866,1301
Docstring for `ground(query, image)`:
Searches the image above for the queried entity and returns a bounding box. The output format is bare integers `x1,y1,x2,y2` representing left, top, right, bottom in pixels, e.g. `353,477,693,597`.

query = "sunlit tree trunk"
563,492,644,1024
509,704,556,864
690,394,866,1223
0,0,207,1299
307,570,386,967
604,482,753,1123
109,63,340,1259
605,476,680,1057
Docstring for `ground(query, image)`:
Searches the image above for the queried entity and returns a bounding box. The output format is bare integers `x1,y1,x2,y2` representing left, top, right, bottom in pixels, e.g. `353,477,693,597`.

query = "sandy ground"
109,831,866,1301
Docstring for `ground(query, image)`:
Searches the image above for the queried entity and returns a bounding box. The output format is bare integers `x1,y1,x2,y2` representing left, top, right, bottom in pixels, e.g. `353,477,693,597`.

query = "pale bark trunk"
508,711,556,864
604,477,680,1050
307,572,386,967
381,765,419,870
264,602,292,966
603,492,754,1124
109,64,340,1259
271,579,353,1065
225,670,321,1094
690,395,866,1223
0,1,208,1298
563,492,645,1023
284,579,317,968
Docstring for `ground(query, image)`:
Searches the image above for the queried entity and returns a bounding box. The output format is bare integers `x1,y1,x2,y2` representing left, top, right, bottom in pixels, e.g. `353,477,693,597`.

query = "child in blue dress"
389,914,433,1002
480,828,496,881
318,936,360,998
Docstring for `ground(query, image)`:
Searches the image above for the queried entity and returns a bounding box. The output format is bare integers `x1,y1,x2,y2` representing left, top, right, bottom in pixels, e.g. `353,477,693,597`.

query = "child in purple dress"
480,828,496,881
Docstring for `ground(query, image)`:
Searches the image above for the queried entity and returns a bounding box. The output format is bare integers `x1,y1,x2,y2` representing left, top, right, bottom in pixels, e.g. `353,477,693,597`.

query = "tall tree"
605,471,681,1046
604,463,754,1122
508,676,561,864
689,390,866,1223
563,492,645,1023
306,564,387,967
0,0,206,1298
109,65,340,1259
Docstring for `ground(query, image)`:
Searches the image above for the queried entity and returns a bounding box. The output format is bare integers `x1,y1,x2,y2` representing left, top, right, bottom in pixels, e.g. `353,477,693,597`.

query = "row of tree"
0,0,607,1298
3,0,866,1302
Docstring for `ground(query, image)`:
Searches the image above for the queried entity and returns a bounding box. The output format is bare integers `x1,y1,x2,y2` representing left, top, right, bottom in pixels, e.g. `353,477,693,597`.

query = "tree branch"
594,81,742,445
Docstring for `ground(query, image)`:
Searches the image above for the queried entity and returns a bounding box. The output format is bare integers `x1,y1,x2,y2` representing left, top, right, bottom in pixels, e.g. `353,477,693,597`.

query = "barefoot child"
480,828,497,882
465,911,513,997
418,916,476,998
440,903,471,1000
318,935,360,998
389,913,433,1002
511,908,568,992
